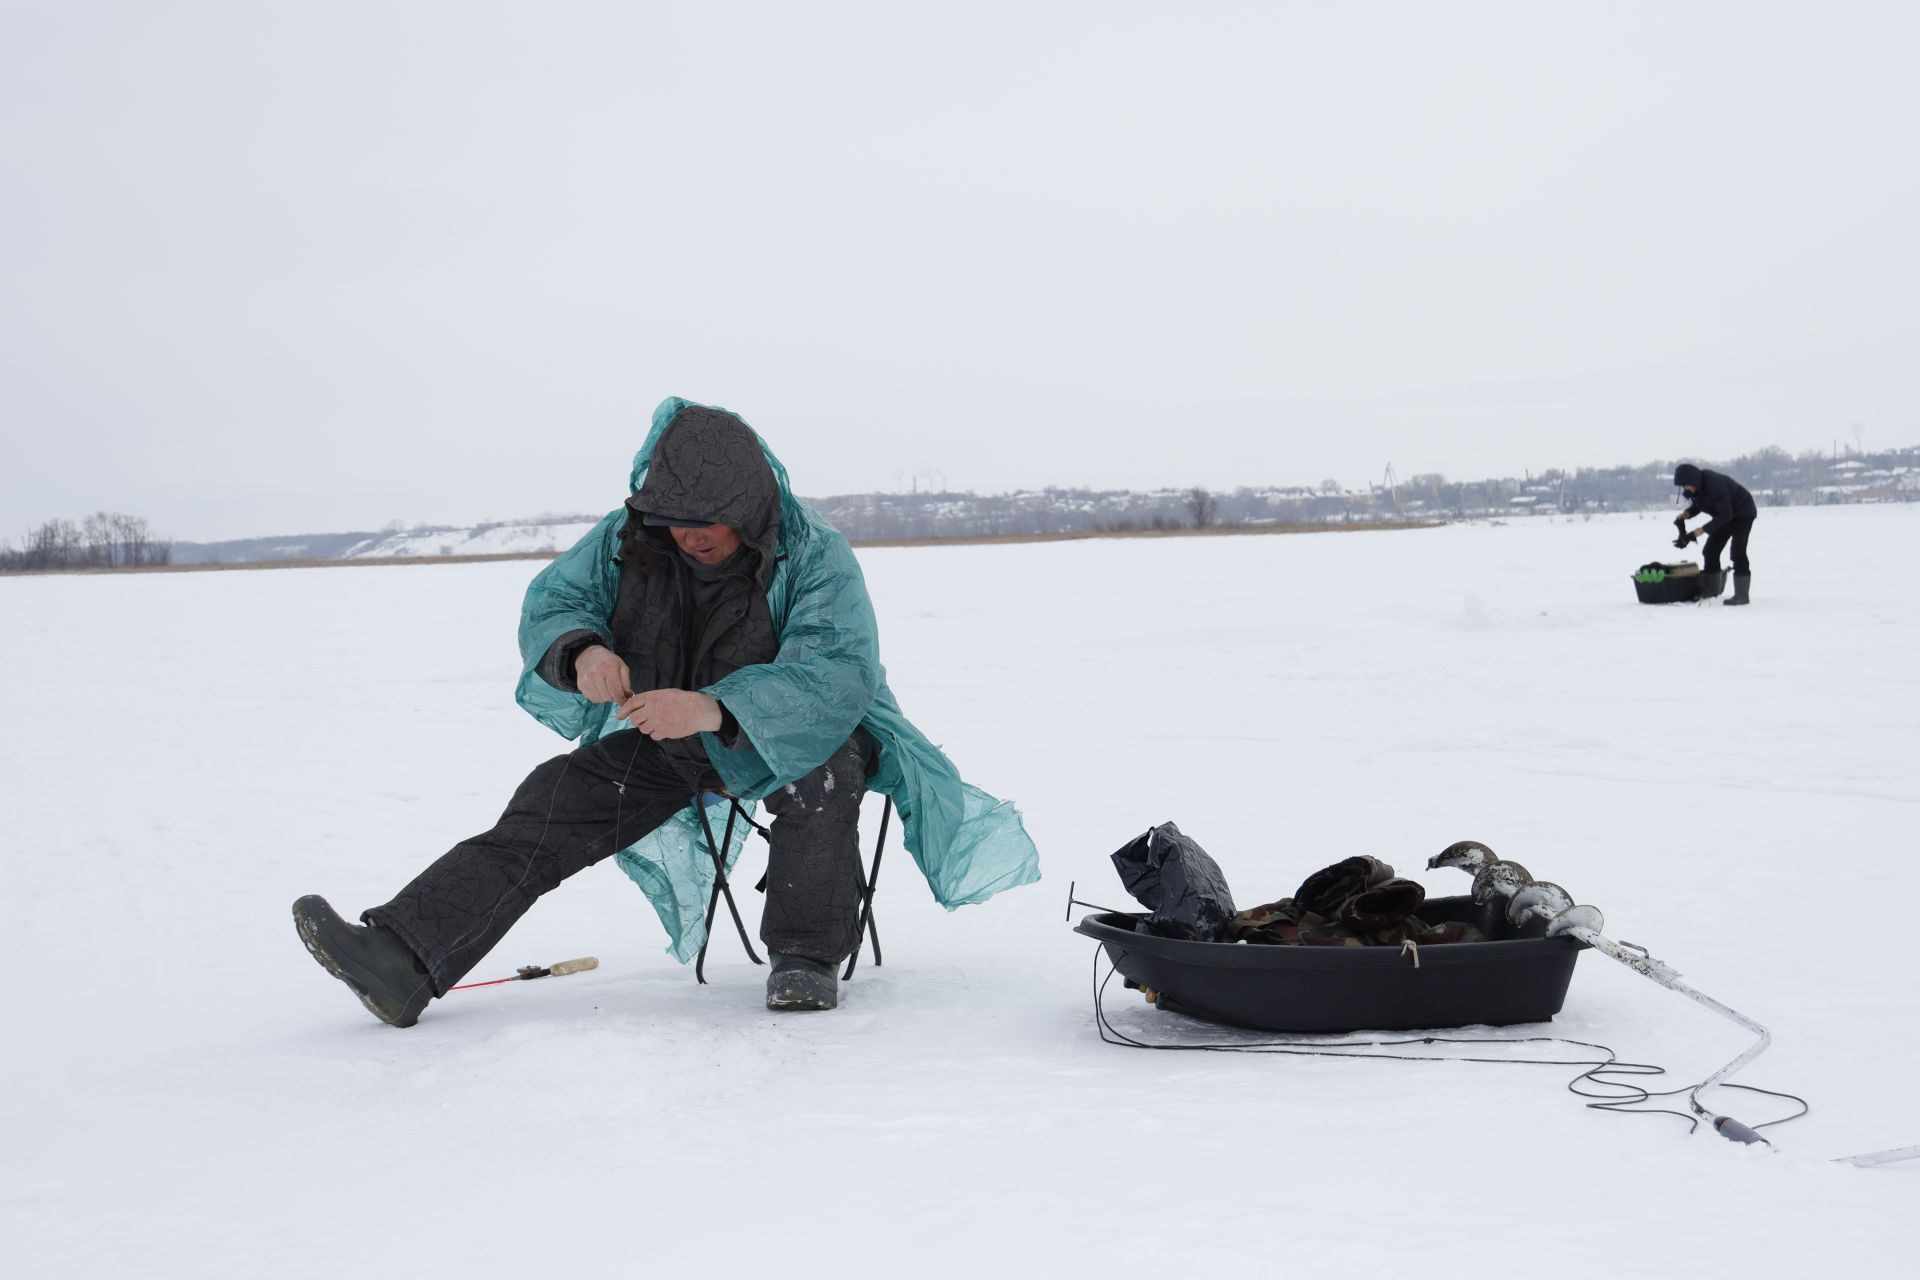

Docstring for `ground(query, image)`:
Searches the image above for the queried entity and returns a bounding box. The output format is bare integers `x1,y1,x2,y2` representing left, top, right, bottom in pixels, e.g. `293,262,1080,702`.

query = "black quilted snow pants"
1700,515,1755,575
757,734,870,964
365,729,867,993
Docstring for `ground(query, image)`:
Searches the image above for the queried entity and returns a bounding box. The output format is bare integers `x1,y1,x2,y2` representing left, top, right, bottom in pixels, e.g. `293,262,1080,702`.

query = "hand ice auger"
1430,841,1918,1165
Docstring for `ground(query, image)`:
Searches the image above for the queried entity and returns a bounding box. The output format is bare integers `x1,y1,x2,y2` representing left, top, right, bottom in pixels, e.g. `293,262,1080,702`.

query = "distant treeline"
807,444,1920,540
2,513,172,572
169,530,389,566
1383,443,1918,521
11,442,1914,573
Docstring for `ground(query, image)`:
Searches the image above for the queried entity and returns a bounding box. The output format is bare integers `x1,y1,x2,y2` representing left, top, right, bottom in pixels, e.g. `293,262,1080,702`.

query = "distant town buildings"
805,443,1919,540
118,442,1920,567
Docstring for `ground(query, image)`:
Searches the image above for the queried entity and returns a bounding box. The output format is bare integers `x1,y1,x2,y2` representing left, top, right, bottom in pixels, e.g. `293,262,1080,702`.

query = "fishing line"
411,719,662,1004
398,751,586,1006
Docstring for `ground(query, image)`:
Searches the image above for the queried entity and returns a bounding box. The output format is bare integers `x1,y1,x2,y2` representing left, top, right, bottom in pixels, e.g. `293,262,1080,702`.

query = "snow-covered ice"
4,505,1916,1277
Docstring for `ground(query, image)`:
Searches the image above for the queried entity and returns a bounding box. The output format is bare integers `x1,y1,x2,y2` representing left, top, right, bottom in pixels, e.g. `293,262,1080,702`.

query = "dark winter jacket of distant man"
1673,463,1758,604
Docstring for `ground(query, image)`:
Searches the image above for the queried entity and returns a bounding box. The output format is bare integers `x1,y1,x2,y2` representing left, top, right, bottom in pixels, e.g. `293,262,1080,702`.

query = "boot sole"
292,898,422,1028
765,977,839,1012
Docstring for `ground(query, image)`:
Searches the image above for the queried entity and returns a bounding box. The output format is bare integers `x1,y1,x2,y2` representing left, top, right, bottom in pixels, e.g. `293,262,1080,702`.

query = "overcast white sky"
2,2,1915,541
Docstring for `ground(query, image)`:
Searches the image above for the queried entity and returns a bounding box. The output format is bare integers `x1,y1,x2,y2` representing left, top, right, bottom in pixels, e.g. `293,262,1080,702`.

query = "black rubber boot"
293,895,436,1027
765,952,839,1012
1696,570,1725,600
1726,572,1752,606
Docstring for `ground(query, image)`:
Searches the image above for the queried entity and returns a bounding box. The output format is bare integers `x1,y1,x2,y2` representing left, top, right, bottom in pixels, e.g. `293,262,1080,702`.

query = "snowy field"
4,504,1917,1277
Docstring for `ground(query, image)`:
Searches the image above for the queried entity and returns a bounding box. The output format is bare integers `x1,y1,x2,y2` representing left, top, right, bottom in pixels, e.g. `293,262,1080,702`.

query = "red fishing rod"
449,956,599,992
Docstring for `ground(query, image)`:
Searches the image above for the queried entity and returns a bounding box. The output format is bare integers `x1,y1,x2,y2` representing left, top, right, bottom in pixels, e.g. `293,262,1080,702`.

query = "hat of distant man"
1672,464,1703,487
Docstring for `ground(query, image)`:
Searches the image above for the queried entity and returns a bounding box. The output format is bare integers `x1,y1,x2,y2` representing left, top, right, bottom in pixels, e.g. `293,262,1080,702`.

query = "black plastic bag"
1110,822,1237,942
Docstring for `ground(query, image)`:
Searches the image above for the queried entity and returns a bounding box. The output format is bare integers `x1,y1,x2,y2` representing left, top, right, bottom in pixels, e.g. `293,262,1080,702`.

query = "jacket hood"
1673,463,1703,487
629,402,783,588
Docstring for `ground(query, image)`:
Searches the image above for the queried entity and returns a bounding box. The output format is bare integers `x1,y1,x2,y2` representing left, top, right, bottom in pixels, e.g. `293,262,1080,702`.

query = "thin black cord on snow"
1088,948,1810,1137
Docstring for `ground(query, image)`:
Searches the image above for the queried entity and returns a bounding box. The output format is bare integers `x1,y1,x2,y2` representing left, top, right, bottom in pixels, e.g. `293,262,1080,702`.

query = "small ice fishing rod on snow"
1429,842,1919,1166
449,956,599,992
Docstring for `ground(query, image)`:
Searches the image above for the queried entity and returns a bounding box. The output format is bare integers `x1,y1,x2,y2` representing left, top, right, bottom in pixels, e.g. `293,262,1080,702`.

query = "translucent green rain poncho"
513,397,1041,959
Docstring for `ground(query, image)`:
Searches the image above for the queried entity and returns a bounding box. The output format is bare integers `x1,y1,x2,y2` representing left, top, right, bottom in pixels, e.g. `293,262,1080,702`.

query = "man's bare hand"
575,644,633,704
619,689,724,740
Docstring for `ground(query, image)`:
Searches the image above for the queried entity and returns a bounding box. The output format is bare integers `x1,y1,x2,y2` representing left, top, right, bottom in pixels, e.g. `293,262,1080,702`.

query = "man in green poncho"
293,398,1040,1027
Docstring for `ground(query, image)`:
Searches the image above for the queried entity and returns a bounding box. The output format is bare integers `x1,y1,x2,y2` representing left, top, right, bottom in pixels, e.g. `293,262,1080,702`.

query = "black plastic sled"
1075,894,1584,1033
1633,563,1724,604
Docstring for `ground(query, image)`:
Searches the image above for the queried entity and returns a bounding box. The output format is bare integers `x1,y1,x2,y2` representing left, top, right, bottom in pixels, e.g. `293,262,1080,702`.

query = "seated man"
294,398,1040,1024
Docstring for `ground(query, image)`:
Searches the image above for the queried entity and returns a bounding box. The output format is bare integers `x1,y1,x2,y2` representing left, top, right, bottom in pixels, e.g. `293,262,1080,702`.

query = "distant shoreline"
0,518,1444,577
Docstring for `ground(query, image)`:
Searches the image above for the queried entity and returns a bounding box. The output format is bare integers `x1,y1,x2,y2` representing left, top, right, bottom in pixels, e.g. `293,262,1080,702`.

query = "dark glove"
1295,856,1394,919
1339,877,1427,933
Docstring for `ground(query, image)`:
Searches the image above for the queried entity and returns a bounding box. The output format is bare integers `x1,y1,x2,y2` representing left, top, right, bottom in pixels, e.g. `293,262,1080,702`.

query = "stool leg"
842,797,893,981
693,796,761,984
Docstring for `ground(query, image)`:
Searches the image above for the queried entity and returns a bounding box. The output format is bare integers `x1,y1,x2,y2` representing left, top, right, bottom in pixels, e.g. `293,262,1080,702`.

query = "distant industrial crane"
1381,463,1402,515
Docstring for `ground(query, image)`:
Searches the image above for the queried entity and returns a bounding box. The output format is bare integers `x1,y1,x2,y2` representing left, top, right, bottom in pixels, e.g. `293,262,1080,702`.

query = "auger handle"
1713,1116,1769,1146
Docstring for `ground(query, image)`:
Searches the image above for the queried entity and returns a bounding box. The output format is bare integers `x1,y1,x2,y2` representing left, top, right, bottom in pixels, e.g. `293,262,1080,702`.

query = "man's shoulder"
772,518,869,601
779,511,855,564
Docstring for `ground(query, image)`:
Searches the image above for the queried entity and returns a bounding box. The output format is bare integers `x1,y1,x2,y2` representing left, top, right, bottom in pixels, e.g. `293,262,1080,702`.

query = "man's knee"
498,751,574,817
763,739,868,823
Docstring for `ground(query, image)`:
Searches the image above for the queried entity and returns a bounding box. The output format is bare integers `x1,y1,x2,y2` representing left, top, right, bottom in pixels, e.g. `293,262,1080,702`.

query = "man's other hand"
575,645,633,704
619,689,724,740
